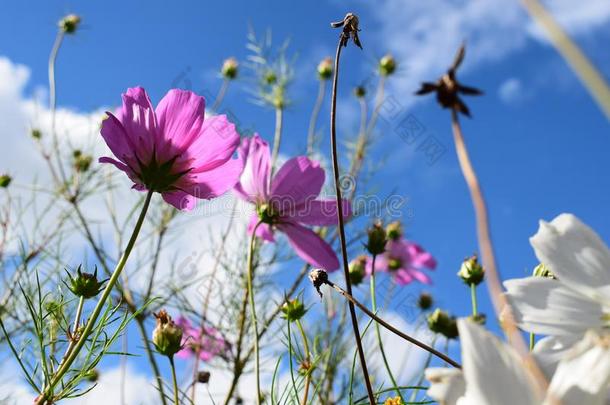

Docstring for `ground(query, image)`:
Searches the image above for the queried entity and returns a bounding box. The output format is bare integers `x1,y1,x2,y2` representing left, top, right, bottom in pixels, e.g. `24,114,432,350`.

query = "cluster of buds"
221,57,239,80
365,220,387,255
59,14,81,34
532,263,556,279
0,174,12,188
317,57,333,80
385,221,403,241
457,255,485,286
379,54,397,77
65,265,106,299
152,310,183,357
280,298,307,322
427,308,459,339
417,292,433,311
73,150,93,173
349,255,368,285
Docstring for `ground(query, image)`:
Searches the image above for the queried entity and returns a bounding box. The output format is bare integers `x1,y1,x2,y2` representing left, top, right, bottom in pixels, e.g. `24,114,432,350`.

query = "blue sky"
1,0,610,402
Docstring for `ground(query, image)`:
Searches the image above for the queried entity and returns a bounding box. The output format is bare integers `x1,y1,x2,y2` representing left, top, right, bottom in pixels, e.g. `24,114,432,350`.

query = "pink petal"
234,134,270,204
178,157,243,200
270,157,324,208
406,242,437,269
394,269,414,285
100,113,138,165
98,156,141,186
155,89,205,162
248,214,275,242
174,114,241,174
277,222,339,271
162,190,197,211
408,267,433,284
292,199,351,226
117,87,157,161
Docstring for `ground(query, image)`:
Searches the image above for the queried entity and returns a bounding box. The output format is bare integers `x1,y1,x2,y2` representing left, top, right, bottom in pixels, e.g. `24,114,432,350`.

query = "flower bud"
385,221,403,241
365,221,387,255
379,54,397,76
66,265,105,299
221,57,239,80
59,14,81,34
532,263,555,279
264,71,277,85
0,174,12,188
73,150,93,173
197,370,211,384
349,255,367,286
353,85,366,98
384,396,404,405
457,255,485,286
417,292,433,311
317,57,333,80
468,313,487,325
309,269,328,298
152,310,183,357
427,308,458,339
84,369,99,382
31,128,42,140
281,298,307,322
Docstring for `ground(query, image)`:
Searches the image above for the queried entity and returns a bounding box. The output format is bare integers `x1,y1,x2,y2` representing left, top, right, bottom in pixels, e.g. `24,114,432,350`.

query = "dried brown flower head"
331,13,363,49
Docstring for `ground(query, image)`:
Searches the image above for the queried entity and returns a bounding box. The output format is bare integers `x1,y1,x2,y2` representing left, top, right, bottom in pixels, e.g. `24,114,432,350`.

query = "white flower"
425,319,610,405
504,213,610,374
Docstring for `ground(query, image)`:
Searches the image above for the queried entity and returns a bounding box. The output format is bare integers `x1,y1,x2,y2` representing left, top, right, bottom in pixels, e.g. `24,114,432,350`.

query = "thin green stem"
169,356,179,405
270,107,284,177
247,221,263,405
56,296,85,371
529,333,536,351
287,320,299,402
370,255,403,402
36,190,154,404
470,283,478,316
296,319,311,405
307,80,327,156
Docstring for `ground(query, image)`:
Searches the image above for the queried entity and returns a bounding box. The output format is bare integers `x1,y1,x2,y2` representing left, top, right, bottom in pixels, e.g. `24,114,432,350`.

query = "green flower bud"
427,308,459,339
73,150,93,173
532,263,556,279
417,292,433,311
379,54,397,76
66,265,106,299
31,128,42,140
264,71,277,85
221,57,239,80
457,255,485,286
349,255,368,286
0,174,12,188
317,57,333,80
366,221,387,255
281,298,307,322
84,369,99,382
353,85,366,98
385,221,403,241
59,14,81,34
152,310,183,357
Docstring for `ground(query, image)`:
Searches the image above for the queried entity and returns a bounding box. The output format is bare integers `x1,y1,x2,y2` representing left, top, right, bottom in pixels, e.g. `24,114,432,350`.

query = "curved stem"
36,190,154,404
370,255,403,402
48,30,68,185
211,79,230,112
324,278,461,369
296,319,311,405
307,80,327,156
169,356,180,405
270,107,284,177
247,221,263,405
329,36,376,405
450,110,547,389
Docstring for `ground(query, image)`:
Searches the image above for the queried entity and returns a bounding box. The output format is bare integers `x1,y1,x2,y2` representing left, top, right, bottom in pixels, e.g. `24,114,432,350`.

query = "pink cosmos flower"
99,87,243,210
233,134,350,271
175,317,228,361
368,238,437,285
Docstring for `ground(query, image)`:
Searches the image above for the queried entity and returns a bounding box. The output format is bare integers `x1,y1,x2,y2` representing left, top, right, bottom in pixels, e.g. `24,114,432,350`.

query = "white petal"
458,319,540,405
425,368,465,405
530,213,610,303
504,277,604,336
533,334,582,378
545,330,610,405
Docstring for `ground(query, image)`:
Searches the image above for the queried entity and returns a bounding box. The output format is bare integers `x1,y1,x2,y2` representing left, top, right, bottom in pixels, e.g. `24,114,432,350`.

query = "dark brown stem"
325,279,461,369
329,35,376,405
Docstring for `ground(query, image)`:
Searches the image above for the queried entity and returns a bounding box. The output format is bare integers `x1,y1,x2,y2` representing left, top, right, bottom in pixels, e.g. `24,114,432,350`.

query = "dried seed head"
152,310,183,357
309,269,329,298
197,370,211,384
221,57,239,80
331,12,363,49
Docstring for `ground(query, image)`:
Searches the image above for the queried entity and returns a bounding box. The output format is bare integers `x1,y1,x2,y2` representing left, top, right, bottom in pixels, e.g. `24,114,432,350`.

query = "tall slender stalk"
307,80,327,156
270,107,284,176
369,255,403,402
247,221,263,405
329,36,376,405
169,357,180,405
450,110,547,391
48,30,68,185
296,319,311,405
36,190,154,404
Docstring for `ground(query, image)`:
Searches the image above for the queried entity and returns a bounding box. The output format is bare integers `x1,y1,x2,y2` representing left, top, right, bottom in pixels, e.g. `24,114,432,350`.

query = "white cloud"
498,78,525,104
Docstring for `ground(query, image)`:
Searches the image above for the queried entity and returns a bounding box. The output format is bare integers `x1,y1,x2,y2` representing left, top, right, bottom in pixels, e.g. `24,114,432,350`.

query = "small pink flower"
99,87,243,210
368,238,437,285
175,317,228,361
233,134,350,271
